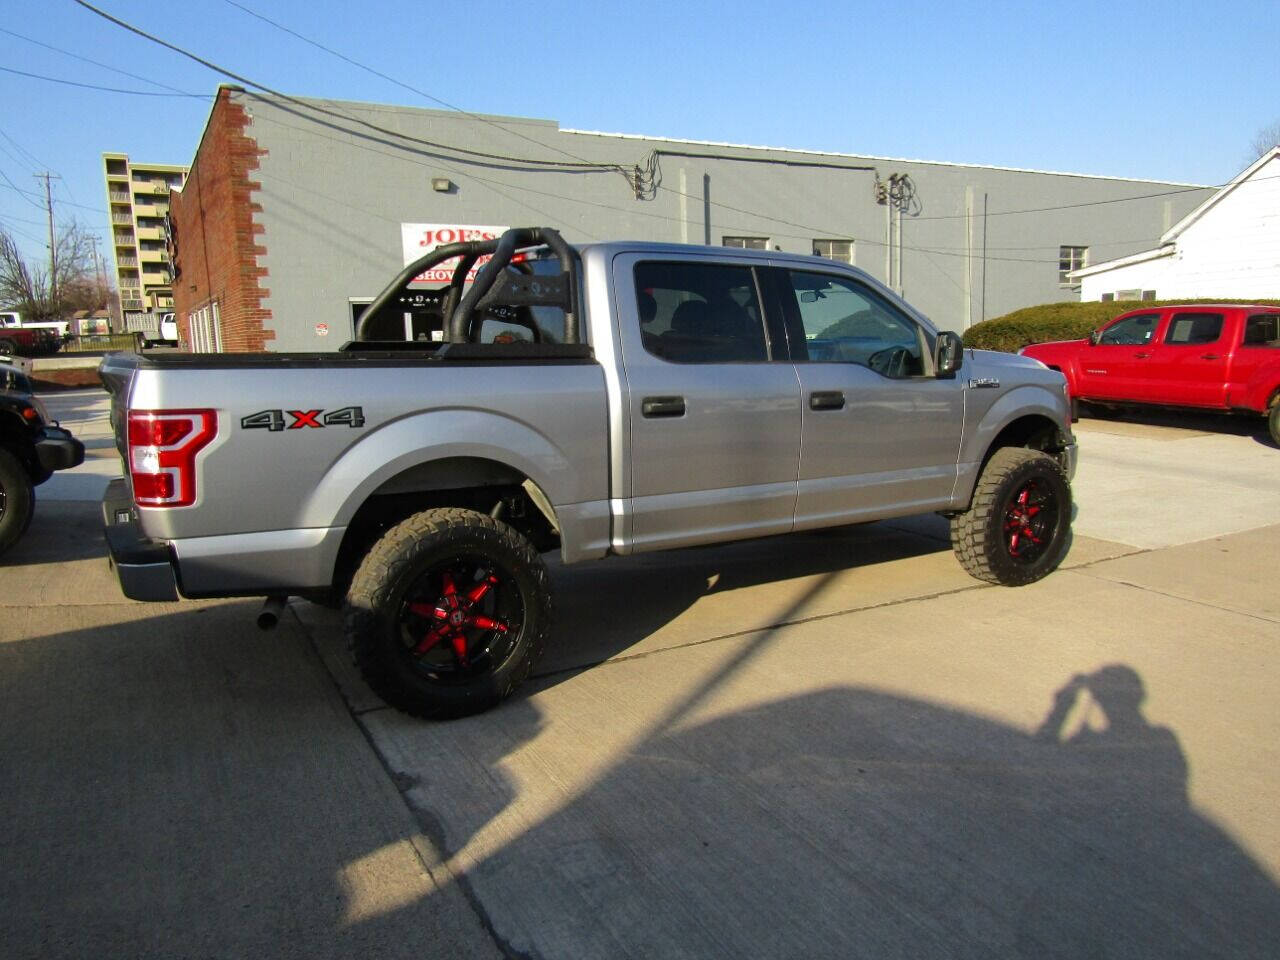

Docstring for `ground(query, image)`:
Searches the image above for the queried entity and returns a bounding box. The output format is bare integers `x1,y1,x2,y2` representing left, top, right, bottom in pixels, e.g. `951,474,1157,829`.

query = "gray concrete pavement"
5,394,1280,958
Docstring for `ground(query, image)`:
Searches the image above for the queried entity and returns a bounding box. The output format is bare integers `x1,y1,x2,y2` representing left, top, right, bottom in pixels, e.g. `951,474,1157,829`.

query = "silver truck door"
779,267,964,527
610,252,801,552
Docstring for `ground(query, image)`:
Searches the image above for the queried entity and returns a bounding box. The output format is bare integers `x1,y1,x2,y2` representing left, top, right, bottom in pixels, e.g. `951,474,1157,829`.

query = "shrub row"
963,299,1280,353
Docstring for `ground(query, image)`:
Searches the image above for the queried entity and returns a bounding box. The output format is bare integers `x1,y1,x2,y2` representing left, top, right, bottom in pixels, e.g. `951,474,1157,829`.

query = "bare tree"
0,221,109,322
1249,119,1280,163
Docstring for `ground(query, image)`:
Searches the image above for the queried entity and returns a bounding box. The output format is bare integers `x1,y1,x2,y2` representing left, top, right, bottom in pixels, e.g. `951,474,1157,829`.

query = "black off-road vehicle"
0,357,84,557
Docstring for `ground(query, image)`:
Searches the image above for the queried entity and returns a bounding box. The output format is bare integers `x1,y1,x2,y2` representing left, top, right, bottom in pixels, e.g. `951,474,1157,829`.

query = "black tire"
951,447,1072,586
0,340,13,357
344,507,552,719
0,446,34,558
1268,399,1280,449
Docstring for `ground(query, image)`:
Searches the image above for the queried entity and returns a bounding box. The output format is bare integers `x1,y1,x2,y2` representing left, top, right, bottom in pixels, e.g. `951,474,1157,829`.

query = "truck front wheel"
0,446,34,557
950,447,1072,586
1268,398,1280,448
344,507,552,719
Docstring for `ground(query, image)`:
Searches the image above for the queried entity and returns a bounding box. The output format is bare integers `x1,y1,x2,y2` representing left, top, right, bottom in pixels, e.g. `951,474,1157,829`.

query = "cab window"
787,271,924,379
634,261,768,363
1099,313,1158,345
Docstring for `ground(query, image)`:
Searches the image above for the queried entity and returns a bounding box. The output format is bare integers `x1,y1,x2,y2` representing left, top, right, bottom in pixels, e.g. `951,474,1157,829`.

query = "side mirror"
934,330,963,377
1088,329,1101,345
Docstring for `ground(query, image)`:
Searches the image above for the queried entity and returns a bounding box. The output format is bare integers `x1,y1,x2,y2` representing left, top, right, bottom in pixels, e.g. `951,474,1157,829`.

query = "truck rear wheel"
950,447,1071,586
344,507,552,719
1268,399,1280,448
0,446,34,558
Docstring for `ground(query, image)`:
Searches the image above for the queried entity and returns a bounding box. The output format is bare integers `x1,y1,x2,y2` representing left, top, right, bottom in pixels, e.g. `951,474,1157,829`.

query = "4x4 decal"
241,406,365,431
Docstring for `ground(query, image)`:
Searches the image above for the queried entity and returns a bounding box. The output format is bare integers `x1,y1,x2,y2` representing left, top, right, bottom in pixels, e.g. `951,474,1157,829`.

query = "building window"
1141,290,1157,300
1100,293,1115,302
1059,245,1088,284
812,239,854,264
722,236,769,250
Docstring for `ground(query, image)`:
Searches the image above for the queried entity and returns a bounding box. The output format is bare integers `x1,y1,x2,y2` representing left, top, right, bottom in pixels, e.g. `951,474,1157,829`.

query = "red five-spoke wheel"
345,508,552,719
951,447,1072,586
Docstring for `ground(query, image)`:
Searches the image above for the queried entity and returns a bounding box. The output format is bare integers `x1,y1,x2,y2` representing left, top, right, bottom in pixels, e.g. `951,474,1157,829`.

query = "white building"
1074,147,1280,302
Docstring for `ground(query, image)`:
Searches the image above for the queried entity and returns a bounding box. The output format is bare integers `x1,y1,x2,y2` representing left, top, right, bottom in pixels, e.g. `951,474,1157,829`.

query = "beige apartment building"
101,153,188,318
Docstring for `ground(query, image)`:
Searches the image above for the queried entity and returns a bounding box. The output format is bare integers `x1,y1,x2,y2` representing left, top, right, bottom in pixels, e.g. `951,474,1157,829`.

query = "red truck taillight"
127,409,217,507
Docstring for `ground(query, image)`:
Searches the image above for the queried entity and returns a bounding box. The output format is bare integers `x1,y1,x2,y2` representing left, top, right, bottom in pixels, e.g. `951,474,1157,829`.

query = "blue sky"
3,0,1279,265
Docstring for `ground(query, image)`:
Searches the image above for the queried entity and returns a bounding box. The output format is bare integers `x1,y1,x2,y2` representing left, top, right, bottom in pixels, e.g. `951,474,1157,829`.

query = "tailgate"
97,351,141,465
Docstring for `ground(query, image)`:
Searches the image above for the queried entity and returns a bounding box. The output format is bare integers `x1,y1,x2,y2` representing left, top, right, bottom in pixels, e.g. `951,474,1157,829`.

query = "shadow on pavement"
5,589,1278,958
541,521,953,677
1080,404,1272,446
0,602,495,960
1,498,106,568
423,667,1280,959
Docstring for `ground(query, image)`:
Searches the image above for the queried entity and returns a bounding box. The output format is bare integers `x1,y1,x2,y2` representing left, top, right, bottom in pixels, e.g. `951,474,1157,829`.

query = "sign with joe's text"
400,224,509,285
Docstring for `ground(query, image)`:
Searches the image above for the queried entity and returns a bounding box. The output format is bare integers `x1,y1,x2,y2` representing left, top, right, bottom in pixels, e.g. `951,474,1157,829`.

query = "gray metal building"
173,88,1214,351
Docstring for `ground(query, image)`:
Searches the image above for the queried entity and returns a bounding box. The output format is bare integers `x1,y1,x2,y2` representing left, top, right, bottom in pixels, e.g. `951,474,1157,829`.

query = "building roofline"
1070,245,1176,278
1160,146,1280,243
192,88,1212,188
182,84,247,181
561,127,1211,186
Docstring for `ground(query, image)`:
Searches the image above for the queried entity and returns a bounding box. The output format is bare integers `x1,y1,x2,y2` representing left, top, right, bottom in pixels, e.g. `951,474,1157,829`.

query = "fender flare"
300,408,574,529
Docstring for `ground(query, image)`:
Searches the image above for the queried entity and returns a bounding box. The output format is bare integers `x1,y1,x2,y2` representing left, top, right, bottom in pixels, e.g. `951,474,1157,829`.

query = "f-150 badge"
967,377,1000,389
241,407,365,431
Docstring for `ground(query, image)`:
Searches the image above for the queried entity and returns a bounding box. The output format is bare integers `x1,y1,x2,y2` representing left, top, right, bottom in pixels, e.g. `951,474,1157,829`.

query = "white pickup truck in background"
123,311,179,348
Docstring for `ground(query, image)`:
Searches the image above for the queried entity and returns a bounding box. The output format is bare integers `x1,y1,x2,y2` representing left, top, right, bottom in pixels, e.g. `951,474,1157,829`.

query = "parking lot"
4,390,1279,959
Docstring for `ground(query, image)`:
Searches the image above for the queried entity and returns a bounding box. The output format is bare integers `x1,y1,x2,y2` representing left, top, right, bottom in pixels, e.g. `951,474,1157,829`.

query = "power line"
73,0,1233,244
0,218,46,245
0,125,46,171
0,64,210,97
0,211,45,227
0,168,47,210
73,0,629,176
0,25,196,95
221,0,616,174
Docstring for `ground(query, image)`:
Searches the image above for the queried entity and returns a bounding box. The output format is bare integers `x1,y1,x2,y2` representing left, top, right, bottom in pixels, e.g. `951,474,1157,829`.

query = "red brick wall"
171,88,273,352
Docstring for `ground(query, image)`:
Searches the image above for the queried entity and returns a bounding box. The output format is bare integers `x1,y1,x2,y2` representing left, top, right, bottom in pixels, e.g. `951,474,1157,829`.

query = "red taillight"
127,409,217,508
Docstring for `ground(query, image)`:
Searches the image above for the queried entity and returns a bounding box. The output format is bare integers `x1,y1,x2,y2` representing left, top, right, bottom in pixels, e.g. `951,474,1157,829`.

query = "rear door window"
634,261,769,363
1163,312,1224,346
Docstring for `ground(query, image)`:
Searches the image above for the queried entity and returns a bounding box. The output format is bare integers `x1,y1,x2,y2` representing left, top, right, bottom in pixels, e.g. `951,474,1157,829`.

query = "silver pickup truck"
101,227,1076,719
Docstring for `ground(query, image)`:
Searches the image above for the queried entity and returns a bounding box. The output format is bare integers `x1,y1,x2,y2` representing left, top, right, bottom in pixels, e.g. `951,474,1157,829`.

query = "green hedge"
963,299,1280,353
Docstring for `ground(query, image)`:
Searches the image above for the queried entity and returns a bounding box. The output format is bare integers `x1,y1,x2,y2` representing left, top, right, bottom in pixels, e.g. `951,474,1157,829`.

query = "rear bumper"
101,477,178,601
35,426,85,473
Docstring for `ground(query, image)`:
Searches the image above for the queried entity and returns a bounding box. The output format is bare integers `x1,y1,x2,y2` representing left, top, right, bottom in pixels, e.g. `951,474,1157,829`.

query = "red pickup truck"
1021,305,1280,445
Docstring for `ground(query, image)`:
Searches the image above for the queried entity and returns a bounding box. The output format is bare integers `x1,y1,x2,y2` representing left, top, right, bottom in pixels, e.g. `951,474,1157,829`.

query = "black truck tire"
1268,398,1280,449
344,507,552,719
950,447,1072,586
0,339,13,357
0,446,34,558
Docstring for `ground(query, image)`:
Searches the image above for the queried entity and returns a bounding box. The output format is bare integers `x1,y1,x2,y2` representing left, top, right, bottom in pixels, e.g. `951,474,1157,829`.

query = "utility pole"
34,172,61,310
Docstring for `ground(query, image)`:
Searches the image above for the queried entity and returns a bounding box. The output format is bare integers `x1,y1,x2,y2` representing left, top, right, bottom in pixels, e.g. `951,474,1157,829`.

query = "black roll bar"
356,227,581,345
